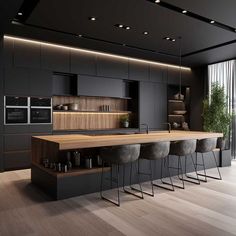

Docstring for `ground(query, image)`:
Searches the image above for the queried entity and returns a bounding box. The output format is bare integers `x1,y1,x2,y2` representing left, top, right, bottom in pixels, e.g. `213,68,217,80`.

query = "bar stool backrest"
196,138,217,153
100,144,141,165
139,142,170,160
170,139,197,156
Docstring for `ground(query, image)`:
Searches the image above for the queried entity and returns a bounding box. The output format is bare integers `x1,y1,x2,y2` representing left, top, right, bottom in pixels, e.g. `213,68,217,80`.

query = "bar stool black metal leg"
153,157,175,191
131,159,154,197
100,161,120,207
198,151,222,180
123,163,144,199
178,156,185,189
179,155,200,185
196,153,208,182
212,151,222,180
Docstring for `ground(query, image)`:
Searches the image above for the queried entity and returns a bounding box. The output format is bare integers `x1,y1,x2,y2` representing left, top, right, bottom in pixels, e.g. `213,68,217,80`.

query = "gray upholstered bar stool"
195,138,222,182
169,139,200,189
133,141,174,197
100,144,143,207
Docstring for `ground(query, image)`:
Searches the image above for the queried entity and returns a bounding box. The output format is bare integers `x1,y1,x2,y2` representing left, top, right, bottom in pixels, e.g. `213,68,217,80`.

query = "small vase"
123,121,129,128
217,137,226,150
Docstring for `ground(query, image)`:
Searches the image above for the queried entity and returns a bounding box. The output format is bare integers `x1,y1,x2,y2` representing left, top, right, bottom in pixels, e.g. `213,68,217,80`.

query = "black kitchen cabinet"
70,50,97,75
4,125,29,134
4,67,29,96
3,38,13,68
14,40,41,69
78,75,123,98
0,135,3,171
41,44,70,73
139,82,167,129
4,151,31,170
53,73,77,96
29,69,52,97
150,65,166,83
129,61,149,81
97,56,128,79
4,134,31,152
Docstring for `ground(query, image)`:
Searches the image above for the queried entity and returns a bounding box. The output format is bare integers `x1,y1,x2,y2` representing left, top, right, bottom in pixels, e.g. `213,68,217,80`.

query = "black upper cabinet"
97,56,128,79
70,50,97,75
29,69,52,97
129,61,149,81
78,75,123,98
41,45,70,73
3,38,13,68
14,40,41,68
150,65,166,83
4,67,29,96
0,135,3,171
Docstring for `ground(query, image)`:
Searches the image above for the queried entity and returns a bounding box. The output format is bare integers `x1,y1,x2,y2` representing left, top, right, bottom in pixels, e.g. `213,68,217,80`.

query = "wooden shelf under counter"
33,163,111,178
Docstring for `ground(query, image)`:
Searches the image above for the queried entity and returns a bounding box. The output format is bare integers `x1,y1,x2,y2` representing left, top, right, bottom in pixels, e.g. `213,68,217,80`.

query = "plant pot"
122,121,129,128
217,137,226,150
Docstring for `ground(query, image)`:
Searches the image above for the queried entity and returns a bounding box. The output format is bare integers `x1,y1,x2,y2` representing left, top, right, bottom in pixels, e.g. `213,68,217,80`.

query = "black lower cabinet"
4,151,31,170
0,135,3,171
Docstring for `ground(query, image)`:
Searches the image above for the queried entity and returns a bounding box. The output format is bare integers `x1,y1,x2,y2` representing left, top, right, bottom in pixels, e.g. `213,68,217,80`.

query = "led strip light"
4,35,191,71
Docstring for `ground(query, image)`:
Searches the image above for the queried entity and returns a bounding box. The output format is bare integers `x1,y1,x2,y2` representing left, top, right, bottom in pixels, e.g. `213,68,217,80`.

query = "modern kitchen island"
31,131,223,199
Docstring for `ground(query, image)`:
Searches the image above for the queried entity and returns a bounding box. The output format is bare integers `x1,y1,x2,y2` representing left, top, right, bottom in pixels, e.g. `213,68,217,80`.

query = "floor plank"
0,162,236,236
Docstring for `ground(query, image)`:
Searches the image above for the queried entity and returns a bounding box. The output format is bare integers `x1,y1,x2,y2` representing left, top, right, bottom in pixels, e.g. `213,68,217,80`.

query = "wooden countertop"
33,131,223,151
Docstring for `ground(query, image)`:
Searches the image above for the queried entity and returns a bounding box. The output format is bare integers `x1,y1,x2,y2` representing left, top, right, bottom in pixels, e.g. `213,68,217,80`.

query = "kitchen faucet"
140,123,149,134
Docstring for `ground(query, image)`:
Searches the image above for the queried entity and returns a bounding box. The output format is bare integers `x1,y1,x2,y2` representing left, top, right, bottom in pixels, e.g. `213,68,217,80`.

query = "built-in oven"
30,97,52,124
4,96,29,124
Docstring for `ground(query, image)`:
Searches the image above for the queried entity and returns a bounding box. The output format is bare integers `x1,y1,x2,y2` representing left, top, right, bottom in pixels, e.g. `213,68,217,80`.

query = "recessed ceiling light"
89,17,96,21
166,37,170,40
118,24,123,28
18,12,23,16
143,31,149,35
123,43,126,46
155,0,160,3
126,26,131,30
182,10,187,14
210,20,215,24
172,39,176,42
76,34,82,38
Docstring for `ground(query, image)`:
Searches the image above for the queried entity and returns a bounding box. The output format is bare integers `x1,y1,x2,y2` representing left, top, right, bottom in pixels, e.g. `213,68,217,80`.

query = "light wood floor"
1,162,236,236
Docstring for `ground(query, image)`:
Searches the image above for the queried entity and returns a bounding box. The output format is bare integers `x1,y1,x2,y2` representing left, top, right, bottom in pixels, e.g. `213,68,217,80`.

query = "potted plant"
120,114,129,128
202,82,233,150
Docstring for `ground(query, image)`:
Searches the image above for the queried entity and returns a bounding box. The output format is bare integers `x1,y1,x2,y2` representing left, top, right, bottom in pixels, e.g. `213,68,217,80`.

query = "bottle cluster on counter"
42,150,103,173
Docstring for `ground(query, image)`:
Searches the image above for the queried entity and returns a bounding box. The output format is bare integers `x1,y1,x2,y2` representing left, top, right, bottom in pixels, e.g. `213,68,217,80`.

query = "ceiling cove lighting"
4,35,191,71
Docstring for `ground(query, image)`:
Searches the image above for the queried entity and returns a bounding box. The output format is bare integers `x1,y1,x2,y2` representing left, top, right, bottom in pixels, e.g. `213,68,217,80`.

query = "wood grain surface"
0,162,236,236
33,131,223,151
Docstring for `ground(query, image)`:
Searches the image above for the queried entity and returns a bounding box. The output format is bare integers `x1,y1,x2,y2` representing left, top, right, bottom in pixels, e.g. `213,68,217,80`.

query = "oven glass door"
30,108,51,124
5,108,28,124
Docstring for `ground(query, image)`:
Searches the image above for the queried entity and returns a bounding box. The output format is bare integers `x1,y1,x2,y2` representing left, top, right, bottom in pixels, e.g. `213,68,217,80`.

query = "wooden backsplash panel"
53,96,129,130
53,96,127,111
53,112,124,130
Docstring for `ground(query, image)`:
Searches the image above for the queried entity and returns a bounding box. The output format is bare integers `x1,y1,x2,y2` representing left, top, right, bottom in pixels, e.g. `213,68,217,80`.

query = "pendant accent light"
174,36,184,100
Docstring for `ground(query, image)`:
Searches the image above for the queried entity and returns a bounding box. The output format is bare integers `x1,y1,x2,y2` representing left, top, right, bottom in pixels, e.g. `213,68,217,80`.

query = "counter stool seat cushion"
170,140,197,156
196,138,217,153
139,142,170,160
100,144,140,165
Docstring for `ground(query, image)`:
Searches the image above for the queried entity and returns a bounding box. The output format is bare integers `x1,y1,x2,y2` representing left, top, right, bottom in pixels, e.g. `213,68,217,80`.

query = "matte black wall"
0,36,205,171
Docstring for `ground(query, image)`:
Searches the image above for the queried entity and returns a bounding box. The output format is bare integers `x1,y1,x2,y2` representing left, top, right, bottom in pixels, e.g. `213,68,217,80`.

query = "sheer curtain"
208,60,236,158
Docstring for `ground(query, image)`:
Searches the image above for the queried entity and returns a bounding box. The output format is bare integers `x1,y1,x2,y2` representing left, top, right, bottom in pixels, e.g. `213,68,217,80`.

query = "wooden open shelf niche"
53,95,131,130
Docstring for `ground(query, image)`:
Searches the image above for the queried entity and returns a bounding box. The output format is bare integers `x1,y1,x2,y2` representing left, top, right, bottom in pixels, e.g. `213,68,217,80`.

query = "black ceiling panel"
2,0,236,67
